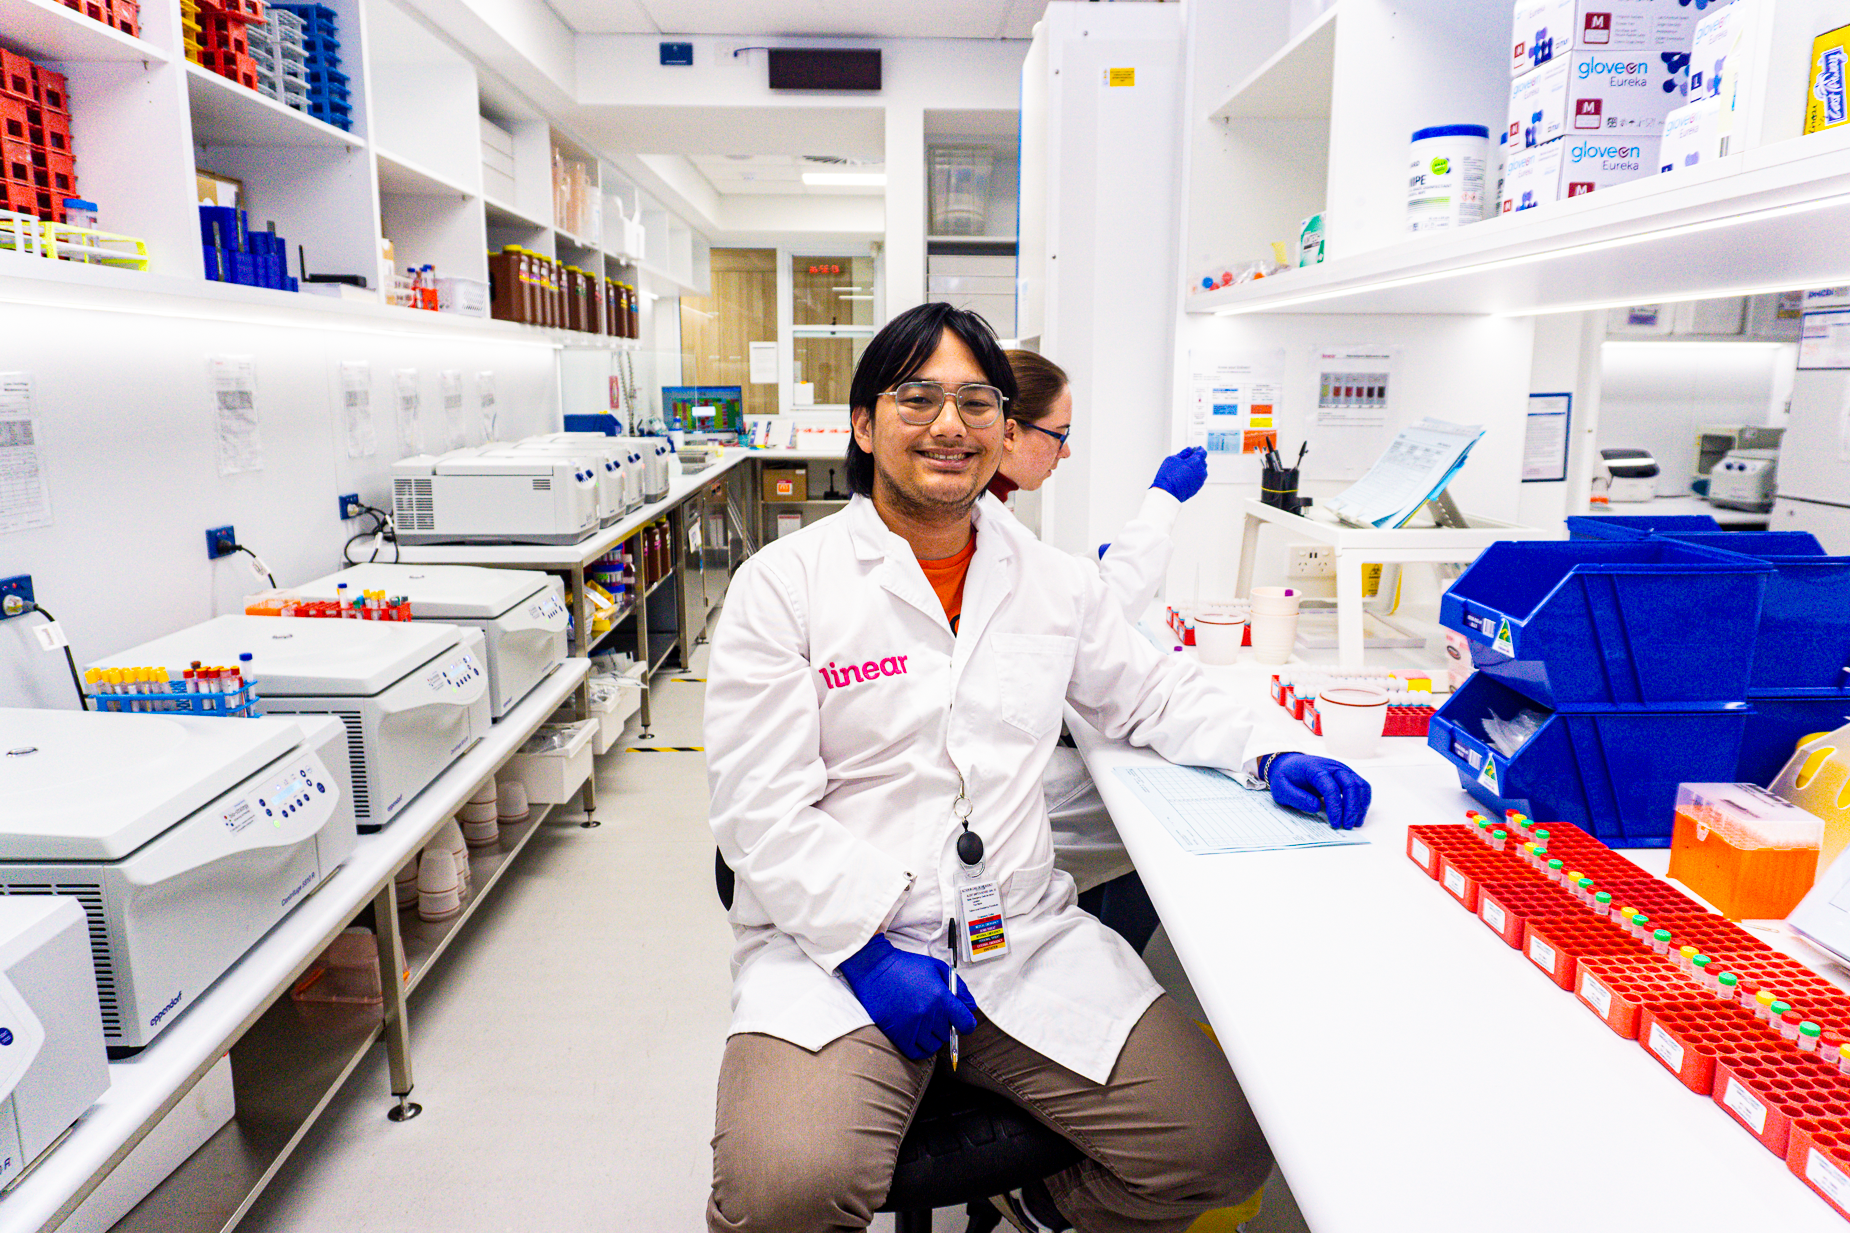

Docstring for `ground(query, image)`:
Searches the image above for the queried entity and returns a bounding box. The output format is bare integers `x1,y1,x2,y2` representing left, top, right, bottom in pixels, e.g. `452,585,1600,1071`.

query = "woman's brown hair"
1004,349,1069,424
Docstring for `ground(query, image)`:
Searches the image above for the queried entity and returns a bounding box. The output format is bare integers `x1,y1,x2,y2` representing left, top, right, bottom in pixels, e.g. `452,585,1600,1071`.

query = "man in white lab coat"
705,303,1371,1233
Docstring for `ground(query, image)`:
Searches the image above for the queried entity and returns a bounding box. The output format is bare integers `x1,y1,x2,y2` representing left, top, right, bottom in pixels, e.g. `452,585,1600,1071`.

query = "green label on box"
1478,757,1500,794
1492,618,1515,658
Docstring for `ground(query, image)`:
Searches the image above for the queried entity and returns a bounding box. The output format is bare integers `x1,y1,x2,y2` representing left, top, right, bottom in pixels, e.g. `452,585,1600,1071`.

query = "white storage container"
437,276,490,317
928,146,995,235
1406,125,1489,232
505,719,596,804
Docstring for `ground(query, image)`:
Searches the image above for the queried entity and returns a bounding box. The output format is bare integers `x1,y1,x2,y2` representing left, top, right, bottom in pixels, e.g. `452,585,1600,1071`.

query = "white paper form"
1110,765,1369,854
1185,350,1284,483
1522,393,1571,482
440,369,465,448
210,355,263,475
394,368,422,453
1800,310,1850,370
1306,345,1400,480
748,341,778,384
0,373,51,535
339,360,376,458
477,371,498,441
1323,417,1485,528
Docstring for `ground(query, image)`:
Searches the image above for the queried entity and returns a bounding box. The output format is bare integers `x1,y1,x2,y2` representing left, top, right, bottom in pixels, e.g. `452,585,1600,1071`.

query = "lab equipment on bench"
611,435,672,502
390,449,600,546
90,616,489,832
0,708,357,1051
483,441,620,527
0,897,109,1189
1669,782,1822,920
525,432,646,513
1707,448,1780,513
295,564,566,720
1595,448,1660,503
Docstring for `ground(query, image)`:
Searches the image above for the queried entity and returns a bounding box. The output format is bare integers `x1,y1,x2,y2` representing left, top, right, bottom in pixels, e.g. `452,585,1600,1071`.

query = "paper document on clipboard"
1323,418,1484,528
1111,765,1369,854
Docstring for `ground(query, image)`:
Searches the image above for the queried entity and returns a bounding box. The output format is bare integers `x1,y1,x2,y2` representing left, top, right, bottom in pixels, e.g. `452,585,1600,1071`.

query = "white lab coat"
1051,488,1185,891
704,493,1261,1083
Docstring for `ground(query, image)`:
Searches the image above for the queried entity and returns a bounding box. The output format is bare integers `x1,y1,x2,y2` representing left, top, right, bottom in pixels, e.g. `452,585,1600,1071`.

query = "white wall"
1597,341,1798,495
0,299,559,710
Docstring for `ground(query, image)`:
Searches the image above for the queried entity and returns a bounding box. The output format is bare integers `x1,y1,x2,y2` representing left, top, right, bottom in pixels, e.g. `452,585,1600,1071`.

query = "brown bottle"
488,250,518,322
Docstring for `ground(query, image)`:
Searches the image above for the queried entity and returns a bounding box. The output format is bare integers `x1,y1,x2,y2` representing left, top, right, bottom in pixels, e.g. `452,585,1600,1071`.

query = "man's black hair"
844,302,1017,498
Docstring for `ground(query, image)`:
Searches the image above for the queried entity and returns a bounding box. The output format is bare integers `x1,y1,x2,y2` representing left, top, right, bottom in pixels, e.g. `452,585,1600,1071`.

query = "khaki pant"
707,995,1272,1233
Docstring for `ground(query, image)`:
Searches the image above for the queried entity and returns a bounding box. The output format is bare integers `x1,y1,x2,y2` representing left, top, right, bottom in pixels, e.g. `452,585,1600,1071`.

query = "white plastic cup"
1249,611,1299,665
461,816,501,848
1317,685,1390,759
1195,615,1245,665
417,848,461,923
497,777,530,823
1252,586,1299,601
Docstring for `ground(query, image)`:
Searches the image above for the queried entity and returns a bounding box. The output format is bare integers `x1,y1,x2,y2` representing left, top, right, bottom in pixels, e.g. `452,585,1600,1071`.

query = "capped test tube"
1546,859,1565,883
1629,913,1649,941
1592,891,1613,920
1778,1008,1803,1041
1576,877,1595,905
1650,929,1672,955
1691,955,1713,988
1839,1043,1850,1077
1717,972,1739,1002
1490,829,1508,853
1800,1022,1824,1053
1678,945,1700,972
1769,999,1793,1029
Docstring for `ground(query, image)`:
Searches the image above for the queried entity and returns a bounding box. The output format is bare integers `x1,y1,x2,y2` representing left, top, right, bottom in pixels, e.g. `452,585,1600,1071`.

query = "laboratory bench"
1581,494,1772,529
1070,655,1850,1232
0,660,591,1233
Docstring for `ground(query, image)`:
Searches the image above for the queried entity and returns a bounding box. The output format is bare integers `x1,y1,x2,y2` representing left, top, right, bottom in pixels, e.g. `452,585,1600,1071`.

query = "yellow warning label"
1362,563,1383,598
1107,67,1135,87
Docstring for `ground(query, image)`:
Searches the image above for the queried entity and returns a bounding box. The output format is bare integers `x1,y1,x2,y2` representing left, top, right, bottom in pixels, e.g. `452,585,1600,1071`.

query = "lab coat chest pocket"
990,633,1077,739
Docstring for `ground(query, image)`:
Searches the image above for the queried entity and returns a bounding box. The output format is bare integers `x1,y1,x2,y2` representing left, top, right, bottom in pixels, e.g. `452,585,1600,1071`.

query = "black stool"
714,851,1081,1232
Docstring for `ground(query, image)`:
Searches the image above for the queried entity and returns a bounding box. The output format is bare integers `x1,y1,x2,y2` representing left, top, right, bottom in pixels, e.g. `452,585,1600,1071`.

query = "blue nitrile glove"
1151,446,1208,502
838,935,978,1060
1097,542,1111,559
1267,753,1372,831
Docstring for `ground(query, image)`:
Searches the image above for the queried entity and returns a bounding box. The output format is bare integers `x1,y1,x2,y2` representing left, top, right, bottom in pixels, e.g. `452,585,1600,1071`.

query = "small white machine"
1595,448,1660,503
91,616,490,831
1708,448,1780,513
614,436,672,502
295,564,567,720
493,441,622,526
532,432,646,513
0,897,109,1187
0,709,358,1051
391,451,600,546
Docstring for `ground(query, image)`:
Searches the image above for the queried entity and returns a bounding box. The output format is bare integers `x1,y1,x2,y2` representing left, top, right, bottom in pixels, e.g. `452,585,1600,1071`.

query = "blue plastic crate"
88,680,262,717
305,82,349,104
1654,532,1850,692
1428,672,1751,846
303,66,347,87
1441,539,1774,709
1566,514,1724,541
1737,689,1850,784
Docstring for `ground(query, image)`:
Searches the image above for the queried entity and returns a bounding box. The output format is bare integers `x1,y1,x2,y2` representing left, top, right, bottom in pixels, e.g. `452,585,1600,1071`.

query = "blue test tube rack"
87,679,262,717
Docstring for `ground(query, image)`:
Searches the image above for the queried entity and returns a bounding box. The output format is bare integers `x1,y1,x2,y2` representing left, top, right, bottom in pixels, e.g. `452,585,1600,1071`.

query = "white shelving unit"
0,0,707,348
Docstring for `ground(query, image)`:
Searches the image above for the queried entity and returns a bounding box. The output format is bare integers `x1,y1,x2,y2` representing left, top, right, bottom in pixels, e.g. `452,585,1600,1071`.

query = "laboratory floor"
235,643,1312,1233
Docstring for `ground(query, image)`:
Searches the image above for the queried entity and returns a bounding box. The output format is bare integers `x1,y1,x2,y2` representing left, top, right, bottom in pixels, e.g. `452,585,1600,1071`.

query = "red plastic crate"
1601,877,1707,917
197,0,265,18
33,110,71,155
30,151,73,196
1713,1052,1850,1156
1648,913,1772,958
0,51,38,103
1382,706,1434,737
0,177,38,216
1524,914,1640,990
1477,880,1580,948
1787,1116,1850,1217
112,0,140,36
1406,825,1482,879
1639,1000,1782,1094
32,68,66,114
0,96,27,143
1575,954,1710,1038
1437,848,1539,912
0,136,33,185
1704,951,1850,1006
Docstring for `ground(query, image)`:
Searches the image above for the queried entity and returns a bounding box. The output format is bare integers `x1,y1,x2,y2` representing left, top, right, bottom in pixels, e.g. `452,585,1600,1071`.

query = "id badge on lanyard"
952,776,1008,964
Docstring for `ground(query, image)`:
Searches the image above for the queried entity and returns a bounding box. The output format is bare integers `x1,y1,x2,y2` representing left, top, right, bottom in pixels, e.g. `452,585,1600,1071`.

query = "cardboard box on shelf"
1658,96,1718,173
1690,0,1760,157
1511,51,1688,144
1558,132,1661,197
1807,24,1850,136
1502,139,1565,212
762,465,807,502
1511,0,1735,76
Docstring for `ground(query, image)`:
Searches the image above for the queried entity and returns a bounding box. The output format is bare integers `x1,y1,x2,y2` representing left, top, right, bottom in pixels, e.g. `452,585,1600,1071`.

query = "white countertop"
1581,494,1770,527
2,659,590,1233
1070,658,1848,1232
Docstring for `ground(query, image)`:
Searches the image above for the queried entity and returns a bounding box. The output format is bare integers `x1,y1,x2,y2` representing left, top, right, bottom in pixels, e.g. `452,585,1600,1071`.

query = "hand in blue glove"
837,935,978,1060
1267,753,1372,831
1097,542,1111,559
1151,446,1208,502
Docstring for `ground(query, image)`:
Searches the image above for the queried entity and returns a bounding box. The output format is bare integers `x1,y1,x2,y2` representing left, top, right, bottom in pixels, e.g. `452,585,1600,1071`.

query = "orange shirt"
917,532,977,632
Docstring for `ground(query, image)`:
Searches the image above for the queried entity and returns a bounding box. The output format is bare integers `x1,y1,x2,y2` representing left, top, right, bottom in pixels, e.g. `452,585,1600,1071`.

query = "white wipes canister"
1407,125,1490,232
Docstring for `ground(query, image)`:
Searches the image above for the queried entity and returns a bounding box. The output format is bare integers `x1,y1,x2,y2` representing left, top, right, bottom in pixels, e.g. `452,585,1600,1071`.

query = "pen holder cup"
1261,466,1309,515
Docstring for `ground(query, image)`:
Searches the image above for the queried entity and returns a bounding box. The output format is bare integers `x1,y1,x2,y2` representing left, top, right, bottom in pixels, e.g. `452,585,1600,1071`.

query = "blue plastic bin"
1441,539,1774,709
1736,690,1850,784
1654,532,1850,692
1428,672,1751,846
1566,514,1723,541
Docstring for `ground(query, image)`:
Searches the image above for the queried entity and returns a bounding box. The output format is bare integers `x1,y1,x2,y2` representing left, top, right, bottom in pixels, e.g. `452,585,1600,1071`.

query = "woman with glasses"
989,351,1211,941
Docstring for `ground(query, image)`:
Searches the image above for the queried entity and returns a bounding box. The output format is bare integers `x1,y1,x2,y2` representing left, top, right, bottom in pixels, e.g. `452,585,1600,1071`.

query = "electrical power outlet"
0,575,33,620
1288,546,1334,578
206,526,237,560
338,493,362,520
